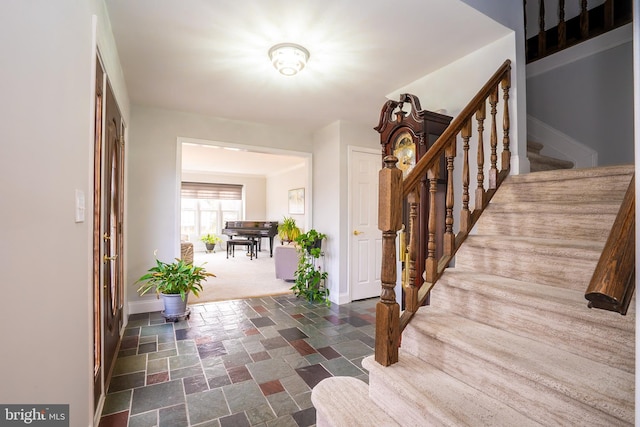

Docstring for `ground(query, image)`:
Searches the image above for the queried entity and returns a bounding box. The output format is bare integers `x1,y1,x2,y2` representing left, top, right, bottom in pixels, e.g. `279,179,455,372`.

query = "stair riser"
364,355,540,427
474,212,616,240
492,175,631,203
455,244,599,290
401,323,633,425
430,283,635,373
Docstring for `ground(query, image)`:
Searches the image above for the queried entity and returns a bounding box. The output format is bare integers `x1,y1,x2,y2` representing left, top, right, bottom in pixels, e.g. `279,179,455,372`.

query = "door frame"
347,145,388,302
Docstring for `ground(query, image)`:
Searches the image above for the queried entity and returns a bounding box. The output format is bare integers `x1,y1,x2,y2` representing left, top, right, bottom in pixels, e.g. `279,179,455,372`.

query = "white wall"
527,41,634,166
0,1,128,425
127,106,313,313
266,164,310,239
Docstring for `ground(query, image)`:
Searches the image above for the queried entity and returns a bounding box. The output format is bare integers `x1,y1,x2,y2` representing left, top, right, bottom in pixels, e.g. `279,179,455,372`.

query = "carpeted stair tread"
475,201,619,240
311,377,399,427
432,270,635,372
455,235,602,289
491,165,633,203
401,309,634,425
362,352,543,427
528,151,574,172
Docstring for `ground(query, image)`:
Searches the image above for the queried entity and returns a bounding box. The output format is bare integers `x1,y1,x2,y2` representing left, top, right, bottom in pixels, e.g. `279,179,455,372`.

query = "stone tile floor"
98,294,378,427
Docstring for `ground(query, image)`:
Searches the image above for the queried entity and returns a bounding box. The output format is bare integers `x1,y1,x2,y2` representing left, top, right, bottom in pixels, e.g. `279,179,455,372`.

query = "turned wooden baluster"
424,165,439,283
558,0,567,48
475,101,486,210
376,156,402,367
604,0,614,29
460,120,472,233
405,189,419,312
489,86,499,189
444,138,456,257
501,73,511,171
538,0,546,57
580,0,589,39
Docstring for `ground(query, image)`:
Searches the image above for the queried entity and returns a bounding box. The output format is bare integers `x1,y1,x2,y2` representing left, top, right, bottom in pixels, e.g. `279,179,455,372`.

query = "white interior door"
349,148,382,301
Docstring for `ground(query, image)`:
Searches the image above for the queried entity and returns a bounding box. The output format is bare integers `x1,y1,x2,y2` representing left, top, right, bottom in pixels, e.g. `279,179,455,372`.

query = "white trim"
527,23,632,78
527,115,598,168
346,145,383,305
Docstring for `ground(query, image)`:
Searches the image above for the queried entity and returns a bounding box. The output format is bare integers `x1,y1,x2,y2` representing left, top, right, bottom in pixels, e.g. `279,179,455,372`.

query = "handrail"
403,60,512,196
375,60,512,367
585,175,635,314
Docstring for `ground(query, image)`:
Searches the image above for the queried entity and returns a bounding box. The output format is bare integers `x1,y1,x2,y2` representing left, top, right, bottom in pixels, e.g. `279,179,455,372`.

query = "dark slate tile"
207,374,232,389
198,341,228,359
228,365,252,383
278,327,309,342
98,410,129,427
323,315,345,326
130,380,185,415
295,364,332,388
316,346,341,360
261,336,289,350
292,407,316,427
290,340,317,357
220,411,250,427
343,315,370,327
159,404,188,427
138,342,157,354
183,374,209,394
108,372,146,393
250,317,276,327
259,379,285,396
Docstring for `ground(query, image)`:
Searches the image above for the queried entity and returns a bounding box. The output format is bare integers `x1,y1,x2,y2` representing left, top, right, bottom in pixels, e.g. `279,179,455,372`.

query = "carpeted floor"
190,246,293,304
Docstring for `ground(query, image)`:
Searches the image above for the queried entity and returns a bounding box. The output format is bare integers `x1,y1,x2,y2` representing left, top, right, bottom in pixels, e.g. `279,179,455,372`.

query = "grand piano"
222,221,279,257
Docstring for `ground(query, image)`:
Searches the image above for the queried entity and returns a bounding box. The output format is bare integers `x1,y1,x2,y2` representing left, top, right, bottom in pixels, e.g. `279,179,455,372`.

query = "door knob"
353,230,363,236
103,254,118,263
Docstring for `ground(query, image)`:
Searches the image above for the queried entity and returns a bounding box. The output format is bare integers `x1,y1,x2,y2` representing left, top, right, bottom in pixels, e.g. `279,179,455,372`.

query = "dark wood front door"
93,56,125,408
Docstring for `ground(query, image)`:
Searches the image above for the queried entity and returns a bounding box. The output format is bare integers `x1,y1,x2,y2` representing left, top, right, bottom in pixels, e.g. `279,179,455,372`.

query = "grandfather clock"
375,94,452,299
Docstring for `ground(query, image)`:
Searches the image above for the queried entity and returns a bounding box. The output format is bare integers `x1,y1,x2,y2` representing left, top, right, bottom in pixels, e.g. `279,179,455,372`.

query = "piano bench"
226,239,258,260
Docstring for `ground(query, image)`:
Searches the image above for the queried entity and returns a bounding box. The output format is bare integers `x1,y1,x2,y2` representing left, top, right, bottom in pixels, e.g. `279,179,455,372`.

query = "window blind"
181,182,243,200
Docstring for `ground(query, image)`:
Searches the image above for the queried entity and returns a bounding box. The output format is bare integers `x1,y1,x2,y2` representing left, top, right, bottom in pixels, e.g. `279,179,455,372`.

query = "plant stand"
162,308,190,322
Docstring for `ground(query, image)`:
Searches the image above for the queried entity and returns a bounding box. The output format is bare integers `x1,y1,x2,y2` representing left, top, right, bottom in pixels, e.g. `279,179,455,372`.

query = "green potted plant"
135,255,215,320
200,233,222,253
278,216,301,244
291,229,329,305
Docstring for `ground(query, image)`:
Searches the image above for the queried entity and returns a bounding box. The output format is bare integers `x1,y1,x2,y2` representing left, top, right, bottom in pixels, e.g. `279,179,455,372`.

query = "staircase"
528,140,574,172
313,165,635,426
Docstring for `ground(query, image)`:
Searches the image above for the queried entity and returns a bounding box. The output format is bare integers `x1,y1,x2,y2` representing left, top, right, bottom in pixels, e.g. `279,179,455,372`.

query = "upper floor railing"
525,0,632,63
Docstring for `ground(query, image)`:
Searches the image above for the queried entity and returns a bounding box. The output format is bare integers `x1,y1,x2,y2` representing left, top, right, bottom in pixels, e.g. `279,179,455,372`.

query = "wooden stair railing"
585,175,635,315
375,60,512,367
525,0,632,63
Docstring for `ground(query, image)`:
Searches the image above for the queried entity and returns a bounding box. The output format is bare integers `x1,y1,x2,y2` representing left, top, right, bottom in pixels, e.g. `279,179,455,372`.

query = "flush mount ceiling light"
268,43,310,76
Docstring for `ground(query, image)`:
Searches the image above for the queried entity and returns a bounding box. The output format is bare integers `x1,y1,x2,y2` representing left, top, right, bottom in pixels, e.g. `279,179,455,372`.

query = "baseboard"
128,298,163,315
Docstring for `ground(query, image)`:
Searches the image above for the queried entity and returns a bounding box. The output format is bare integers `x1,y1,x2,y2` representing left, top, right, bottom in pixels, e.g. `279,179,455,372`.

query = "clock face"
393,131,416,176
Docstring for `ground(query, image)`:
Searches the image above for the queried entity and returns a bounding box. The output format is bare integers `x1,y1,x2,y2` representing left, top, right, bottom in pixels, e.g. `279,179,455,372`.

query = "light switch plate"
75,189,85,223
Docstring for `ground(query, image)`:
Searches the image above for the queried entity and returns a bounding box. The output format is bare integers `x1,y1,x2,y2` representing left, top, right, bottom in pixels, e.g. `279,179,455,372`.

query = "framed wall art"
288,188,305,214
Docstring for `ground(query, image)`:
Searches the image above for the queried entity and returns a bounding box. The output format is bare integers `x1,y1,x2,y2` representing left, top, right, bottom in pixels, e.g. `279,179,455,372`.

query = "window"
180,182,243,246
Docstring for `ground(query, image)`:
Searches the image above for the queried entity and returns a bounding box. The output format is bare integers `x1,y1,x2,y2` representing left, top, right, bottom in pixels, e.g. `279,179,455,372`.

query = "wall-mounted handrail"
585,175,635,314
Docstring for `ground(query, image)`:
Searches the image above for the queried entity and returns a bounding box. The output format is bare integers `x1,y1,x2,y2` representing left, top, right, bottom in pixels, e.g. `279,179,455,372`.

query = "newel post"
376,156,403,366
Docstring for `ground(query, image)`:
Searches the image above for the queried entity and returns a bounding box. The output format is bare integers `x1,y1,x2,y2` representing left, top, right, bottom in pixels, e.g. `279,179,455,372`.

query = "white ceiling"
105,0,510,174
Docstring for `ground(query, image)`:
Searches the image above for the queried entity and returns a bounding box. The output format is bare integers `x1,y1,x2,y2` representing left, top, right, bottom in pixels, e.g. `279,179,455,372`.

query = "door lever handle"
103,254,118,263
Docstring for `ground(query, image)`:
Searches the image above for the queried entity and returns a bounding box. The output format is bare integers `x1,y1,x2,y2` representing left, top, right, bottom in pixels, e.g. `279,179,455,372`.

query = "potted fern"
135,255,215,320
291,229,329,305
278,216,301,244
200,233,222,253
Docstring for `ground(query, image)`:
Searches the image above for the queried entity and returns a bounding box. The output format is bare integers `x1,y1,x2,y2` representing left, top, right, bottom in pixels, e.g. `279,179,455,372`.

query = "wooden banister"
402,60,511,196
585,175,635,315
525,0,632,63
375,60,512,366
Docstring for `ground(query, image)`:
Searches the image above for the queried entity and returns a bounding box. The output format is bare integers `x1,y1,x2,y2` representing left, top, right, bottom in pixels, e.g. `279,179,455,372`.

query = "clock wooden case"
375,94,452,293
